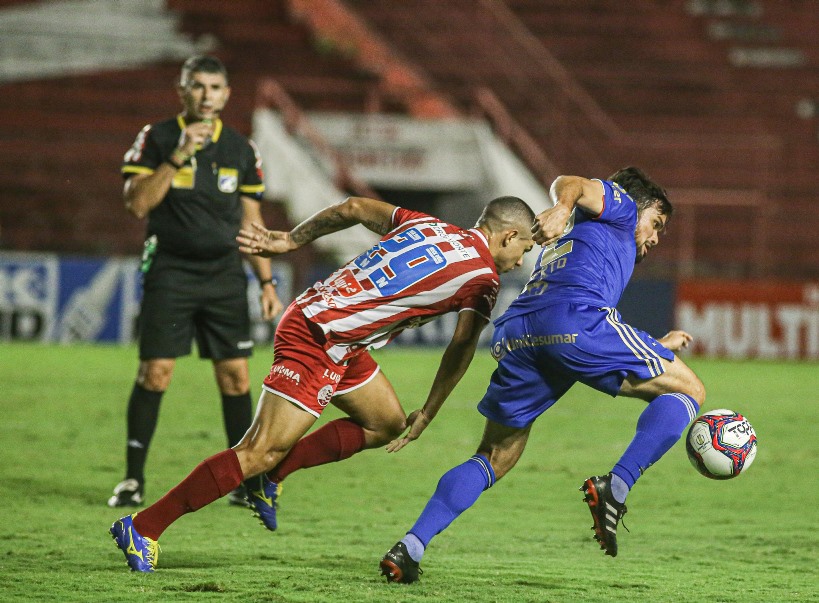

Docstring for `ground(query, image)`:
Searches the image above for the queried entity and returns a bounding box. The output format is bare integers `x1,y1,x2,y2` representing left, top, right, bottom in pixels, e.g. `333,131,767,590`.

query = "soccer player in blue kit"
380,167,706,582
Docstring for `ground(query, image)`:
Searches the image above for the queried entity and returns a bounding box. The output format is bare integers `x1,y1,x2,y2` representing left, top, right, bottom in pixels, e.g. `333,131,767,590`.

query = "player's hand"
237,223,295,257
531,203,572,246
658,329,693,352
260,284,284,321
386,409,431,453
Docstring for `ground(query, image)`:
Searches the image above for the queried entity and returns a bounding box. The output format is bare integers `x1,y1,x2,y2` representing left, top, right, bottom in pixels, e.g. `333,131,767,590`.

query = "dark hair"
608,166,672,219
179,55,228,86
477,196,536,231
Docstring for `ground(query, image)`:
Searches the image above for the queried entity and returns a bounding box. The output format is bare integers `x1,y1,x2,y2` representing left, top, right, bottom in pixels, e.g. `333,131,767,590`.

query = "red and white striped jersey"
297,208,500,362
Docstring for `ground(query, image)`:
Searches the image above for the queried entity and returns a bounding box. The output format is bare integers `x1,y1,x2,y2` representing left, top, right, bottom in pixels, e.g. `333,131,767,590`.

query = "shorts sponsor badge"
317,384,334,407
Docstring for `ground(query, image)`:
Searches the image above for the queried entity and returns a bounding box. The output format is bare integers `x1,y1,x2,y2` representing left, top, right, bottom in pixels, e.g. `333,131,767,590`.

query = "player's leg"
267,353,403,485
111,389,316,572
405,420,531,553
568,307,705,556
606,352,705,502
381,419,531,583
242,304,351,530
120,390,314,543
382,314,559,583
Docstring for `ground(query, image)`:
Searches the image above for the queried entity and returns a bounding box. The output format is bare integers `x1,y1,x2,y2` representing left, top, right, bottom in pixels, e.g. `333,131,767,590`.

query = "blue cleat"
247,477,281,531
110,513,160,572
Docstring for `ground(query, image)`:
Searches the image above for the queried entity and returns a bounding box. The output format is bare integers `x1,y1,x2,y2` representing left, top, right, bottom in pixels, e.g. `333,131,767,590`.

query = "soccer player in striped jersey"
381,167,706,583
109,194,535,572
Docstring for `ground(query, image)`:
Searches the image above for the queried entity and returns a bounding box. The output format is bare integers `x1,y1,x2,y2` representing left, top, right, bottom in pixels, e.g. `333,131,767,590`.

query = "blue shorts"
477,303,675,428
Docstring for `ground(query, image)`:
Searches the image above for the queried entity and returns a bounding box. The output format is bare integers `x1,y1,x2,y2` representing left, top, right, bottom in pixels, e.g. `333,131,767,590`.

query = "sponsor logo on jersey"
332,269,363,297
430,223,473,259
316,284,338,308
317,384,334,407
217,168,238,193
271,364,301,384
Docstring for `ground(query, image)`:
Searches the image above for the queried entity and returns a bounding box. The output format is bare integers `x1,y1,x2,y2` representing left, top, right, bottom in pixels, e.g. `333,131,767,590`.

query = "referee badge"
217,168,238,193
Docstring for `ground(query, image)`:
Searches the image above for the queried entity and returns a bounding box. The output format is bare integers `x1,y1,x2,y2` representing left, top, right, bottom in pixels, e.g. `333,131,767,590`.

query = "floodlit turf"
0,343,816,602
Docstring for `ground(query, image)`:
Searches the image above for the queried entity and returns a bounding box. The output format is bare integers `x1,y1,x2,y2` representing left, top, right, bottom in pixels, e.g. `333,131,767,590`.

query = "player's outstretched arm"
387,310,488,453
657,329,693,352
237,196,397,257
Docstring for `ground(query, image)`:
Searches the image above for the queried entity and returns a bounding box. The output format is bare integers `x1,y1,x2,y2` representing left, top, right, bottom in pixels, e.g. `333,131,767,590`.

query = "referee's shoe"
107,478,143,508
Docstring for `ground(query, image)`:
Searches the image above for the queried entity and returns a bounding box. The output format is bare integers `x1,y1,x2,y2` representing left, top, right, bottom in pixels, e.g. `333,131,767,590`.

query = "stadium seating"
341,0,818,279
0,0,390,262
0,0,815,278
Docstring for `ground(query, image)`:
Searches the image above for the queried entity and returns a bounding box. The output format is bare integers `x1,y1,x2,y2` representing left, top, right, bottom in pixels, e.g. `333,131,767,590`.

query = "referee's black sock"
221,391,260,492
221,391,253,447
125,383,163,483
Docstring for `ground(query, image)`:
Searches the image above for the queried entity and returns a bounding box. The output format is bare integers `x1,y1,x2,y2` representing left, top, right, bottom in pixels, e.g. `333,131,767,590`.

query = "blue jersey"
499,179,637,322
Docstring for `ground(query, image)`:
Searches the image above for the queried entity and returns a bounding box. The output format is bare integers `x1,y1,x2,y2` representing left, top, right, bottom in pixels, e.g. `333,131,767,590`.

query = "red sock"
133,449,243,540
268,418,366,483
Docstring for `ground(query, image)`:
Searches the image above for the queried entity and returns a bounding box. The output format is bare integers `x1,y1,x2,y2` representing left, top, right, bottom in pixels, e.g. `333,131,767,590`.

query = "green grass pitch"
0,343,816,602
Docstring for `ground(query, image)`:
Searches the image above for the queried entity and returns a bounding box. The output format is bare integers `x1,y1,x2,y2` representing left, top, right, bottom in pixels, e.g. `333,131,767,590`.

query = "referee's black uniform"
122,115,265,360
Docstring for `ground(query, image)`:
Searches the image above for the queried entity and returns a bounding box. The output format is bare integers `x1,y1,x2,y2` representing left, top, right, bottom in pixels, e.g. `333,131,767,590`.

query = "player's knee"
385,412,407,439
685,374,706,407
364,412,406,446
234,438,288,477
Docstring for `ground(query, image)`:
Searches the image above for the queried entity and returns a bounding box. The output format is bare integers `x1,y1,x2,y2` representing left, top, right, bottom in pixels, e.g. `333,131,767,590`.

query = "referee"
109,55,283,508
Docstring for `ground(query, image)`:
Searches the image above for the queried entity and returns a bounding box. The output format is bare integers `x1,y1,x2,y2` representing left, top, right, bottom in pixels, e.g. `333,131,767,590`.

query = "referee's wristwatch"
259,278,278,288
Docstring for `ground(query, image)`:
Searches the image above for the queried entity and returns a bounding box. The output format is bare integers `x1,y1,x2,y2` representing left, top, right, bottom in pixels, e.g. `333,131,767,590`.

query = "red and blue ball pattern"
686,410,757,480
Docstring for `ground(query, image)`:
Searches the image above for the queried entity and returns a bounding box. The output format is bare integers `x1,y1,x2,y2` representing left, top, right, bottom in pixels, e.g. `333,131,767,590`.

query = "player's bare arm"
532,176,605,246
387,310,489,453
238,196,397,257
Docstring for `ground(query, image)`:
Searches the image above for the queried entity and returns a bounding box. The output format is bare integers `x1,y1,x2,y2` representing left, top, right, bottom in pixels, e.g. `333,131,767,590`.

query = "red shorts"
262,303,380,417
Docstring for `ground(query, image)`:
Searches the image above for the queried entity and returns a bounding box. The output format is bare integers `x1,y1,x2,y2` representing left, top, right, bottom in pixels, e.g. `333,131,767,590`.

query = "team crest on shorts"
317,384,334,407
217,168,238,193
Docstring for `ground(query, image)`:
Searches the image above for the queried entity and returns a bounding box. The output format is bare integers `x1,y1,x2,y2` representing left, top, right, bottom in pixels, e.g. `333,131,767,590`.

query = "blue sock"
406,455,496,560
611,393,699,502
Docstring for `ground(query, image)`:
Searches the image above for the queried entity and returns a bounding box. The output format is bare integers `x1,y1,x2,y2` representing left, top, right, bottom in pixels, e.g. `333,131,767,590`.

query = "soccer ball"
686,409,757,480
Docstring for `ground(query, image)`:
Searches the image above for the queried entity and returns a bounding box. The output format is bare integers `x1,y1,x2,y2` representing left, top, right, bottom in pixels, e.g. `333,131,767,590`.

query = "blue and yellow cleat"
247,477,281,531
110,513,160,572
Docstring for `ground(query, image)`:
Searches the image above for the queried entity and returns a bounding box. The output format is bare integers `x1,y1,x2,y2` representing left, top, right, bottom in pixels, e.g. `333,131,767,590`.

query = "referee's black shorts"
137,251,253,360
